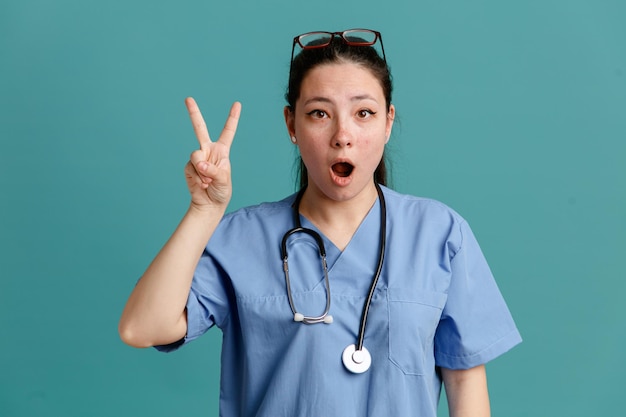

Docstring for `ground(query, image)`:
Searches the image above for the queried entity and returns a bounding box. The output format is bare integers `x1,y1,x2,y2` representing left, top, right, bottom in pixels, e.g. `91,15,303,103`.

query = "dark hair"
285,37,393,189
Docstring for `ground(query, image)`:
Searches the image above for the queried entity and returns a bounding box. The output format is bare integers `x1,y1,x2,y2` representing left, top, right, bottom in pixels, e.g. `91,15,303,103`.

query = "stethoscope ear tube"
282,226,332,325
280,227,326,260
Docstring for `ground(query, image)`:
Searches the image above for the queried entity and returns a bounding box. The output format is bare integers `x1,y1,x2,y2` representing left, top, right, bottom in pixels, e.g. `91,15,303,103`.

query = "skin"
284,62,395,250
119,62,491,416
442,365,491,417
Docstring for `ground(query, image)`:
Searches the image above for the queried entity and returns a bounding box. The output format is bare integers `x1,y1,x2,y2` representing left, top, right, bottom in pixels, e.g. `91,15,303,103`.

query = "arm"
118,98,241,348
441,365,491,417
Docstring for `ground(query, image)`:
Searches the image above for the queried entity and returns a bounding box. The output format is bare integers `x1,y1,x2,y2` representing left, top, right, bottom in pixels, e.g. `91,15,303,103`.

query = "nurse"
119,29,521,417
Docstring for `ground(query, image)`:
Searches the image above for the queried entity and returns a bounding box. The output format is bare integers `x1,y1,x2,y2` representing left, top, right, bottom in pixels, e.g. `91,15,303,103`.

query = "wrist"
187,200,228,219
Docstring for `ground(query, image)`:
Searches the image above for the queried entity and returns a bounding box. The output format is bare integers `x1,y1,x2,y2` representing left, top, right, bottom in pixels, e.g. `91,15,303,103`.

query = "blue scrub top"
157,186,522,417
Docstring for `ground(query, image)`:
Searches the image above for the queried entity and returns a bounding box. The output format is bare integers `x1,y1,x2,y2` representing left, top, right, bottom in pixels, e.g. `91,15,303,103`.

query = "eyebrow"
302,94,379,106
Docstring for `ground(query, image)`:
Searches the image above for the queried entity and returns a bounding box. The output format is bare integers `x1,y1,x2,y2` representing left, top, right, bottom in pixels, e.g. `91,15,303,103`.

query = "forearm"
442,365,491,417
118,204,225,348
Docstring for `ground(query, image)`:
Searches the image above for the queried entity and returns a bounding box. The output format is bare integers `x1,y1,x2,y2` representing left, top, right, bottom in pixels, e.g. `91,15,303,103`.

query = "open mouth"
332,162,354,178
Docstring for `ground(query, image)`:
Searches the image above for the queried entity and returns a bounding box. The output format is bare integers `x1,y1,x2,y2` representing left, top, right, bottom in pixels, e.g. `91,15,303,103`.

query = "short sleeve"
434,220,521,369
154,248,233,353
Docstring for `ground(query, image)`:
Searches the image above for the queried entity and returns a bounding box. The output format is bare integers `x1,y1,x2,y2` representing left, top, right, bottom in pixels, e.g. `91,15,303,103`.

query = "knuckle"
189,150,204,162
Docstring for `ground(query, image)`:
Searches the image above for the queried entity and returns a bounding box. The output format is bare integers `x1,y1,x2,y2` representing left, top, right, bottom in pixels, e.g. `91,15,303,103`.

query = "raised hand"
184,97,241,210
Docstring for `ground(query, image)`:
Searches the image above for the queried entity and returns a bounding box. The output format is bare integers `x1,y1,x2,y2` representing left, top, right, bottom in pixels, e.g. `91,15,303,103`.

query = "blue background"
1,0,624,415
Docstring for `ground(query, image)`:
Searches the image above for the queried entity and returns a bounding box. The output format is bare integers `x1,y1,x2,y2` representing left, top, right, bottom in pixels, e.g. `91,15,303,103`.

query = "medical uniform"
157,186,521,417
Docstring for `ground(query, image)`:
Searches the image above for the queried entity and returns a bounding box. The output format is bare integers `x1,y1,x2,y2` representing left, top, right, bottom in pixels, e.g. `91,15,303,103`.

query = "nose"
331,119,353,148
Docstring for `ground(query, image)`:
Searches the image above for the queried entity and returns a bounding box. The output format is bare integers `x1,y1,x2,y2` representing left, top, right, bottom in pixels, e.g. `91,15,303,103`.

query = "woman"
119,29,521,417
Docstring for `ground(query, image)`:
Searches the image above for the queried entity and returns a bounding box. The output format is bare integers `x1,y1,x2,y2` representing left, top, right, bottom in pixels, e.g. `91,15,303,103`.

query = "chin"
316,178,377,203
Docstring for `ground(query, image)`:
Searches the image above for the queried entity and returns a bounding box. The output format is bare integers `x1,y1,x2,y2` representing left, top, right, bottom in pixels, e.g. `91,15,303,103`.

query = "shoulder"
380,186,466,225
380,186,473,256
223,194,296,221
212,194,297,240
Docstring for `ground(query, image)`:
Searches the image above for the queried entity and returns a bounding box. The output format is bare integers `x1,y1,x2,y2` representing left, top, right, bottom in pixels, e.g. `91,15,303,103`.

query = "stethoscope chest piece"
342,344,371,374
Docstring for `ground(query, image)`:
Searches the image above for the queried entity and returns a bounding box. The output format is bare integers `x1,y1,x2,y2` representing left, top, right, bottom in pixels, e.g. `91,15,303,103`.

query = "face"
284,62,395,203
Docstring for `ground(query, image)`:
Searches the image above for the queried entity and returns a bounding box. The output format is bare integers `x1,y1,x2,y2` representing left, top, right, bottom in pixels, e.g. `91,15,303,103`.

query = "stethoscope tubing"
283,182,386,350
355,183,386,351
281,227,332,324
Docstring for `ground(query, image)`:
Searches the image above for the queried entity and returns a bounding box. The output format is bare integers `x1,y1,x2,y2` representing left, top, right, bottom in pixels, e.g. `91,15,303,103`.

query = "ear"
385,104,395,143
284,106,296,138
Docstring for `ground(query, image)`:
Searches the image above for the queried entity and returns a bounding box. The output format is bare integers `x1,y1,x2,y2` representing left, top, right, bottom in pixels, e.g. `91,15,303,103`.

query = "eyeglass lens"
297,30,379,48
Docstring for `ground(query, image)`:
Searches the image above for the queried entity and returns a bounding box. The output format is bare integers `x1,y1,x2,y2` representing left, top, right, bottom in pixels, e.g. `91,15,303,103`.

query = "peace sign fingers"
184,97,242,208
185,98,242,151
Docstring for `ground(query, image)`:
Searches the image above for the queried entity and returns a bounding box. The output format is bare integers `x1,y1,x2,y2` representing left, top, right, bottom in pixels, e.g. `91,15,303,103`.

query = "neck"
298,182,379,250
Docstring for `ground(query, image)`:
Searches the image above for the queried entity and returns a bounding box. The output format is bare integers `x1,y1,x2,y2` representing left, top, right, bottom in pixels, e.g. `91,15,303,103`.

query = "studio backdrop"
1,0,624,416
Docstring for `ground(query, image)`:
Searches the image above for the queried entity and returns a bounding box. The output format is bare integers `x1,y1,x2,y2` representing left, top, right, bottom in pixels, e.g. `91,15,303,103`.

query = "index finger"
185,97,211,150
217,101,242,149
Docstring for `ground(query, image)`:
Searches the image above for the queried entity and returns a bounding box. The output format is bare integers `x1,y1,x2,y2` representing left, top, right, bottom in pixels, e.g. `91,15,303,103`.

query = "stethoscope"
280,183,386,373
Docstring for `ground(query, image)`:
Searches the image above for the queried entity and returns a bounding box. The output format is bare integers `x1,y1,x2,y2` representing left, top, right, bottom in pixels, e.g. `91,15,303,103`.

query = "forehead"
299,62,385,101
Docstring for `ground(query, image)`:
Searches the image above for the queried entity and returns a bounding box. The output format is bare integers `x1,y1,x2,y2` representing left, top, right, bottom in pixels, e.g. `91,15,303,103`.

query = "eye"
356,109,376,119
307,109,328,119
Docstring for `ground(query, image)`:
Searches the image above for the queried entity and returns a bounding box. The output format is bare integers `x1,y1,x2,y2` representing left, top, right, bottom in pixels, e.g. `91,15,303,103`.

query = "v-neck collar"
296,196,383,293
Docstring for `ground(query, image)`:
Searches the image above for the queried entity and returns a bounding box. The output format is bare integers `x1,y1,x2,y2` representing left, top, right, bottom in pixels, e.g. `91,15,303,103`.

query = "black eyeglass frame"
288,29,387,82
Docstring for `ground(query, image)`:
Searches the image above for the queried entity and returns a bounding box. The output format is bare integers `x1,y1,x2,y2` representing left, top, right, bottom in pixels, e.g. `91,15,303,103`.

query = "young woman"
119,29,521,417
